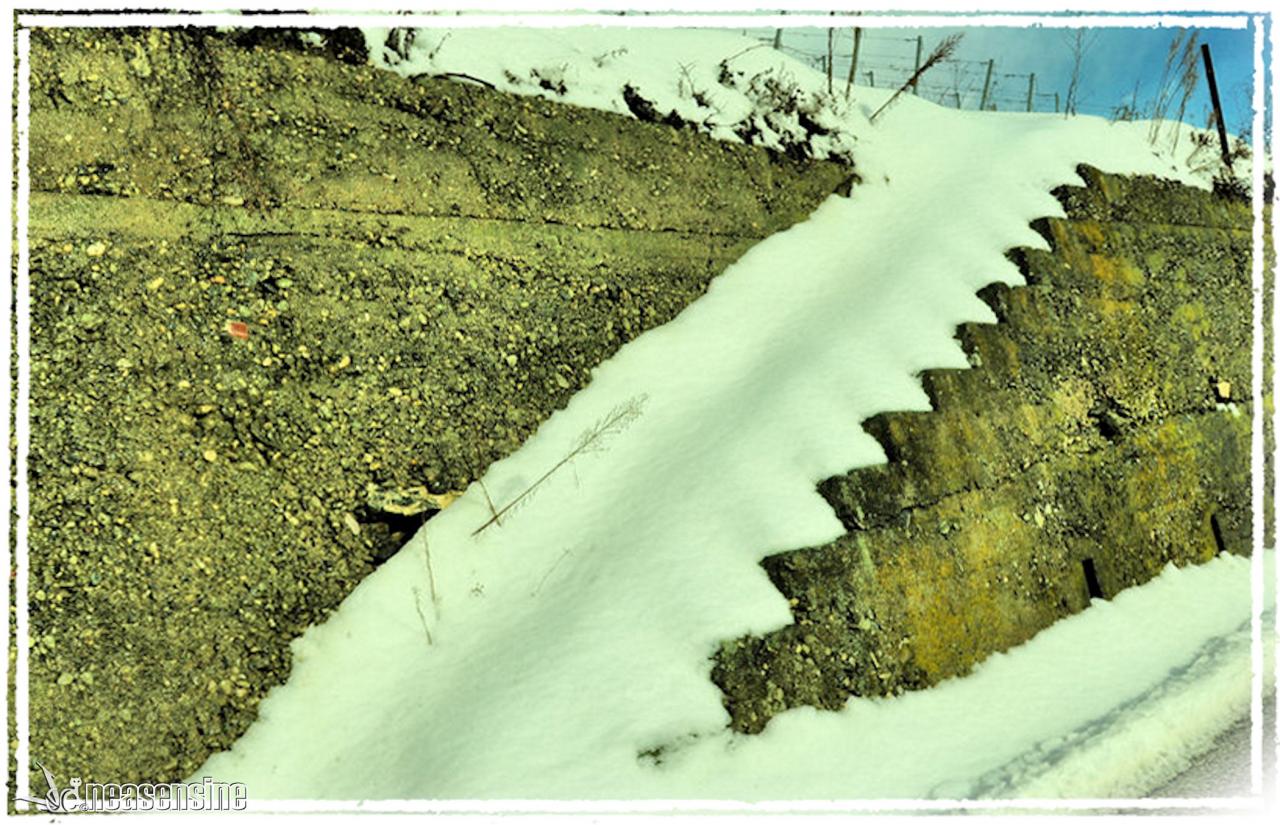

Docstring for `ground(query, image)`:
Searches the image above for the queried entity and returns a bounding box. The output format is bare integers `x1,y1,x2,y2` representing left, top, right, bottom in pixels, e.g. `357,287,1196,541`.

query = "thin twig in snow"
531,549,574,597
471,394,647,536
477,478,501,528
410,586,434,645
721,43,769,66
421,538,439,611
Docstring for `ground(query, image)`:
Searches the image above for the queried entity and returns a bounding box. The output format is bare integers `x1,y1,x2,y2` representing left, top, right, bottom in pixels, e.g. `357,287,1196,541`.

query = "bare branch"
870,34,963,122
471,395,648,536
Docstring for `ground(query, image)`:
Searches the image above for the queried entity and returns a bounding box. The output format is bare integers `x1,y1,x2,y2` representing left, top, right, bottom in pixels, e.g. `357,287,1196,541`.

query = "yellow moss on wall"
715,167,1254,733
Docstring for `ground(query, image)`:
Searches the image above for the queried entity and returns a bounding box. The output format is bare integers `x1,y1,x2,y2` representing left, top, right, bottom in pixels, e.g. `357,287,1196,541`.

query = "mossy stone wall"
713,166,1258,733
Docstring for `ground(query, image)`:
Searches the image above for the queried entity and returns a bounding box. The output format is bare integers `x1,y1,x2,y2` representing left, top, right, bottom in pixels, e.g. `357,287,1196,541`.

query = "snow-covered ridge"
361,27,863,164
355,25,1249,189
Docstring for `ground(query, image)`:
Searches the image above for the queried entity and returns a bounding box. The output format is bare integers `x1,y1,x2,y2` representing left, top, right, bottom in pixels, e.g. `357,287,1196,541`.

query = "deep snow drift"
193,28,1267,803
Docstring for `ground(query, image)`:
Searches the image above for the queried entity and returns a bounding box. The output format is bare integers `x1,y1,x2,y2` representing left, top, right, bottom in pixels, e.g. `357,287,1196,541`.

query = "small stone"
342,513,361,536
202,448,218,463
1215,380,1232,401
85,241,107,257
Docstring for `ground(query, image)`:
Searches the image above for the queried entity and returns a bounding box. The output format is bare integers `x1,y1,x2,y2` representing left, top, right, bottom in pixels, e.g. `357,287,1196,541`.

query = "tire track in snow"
954,615,1257,800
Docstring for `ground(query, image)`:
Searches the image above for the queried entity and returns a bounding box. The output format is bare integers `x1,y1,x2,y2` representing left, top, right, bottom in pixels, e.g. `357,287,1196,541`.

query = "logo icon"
15,760,85,813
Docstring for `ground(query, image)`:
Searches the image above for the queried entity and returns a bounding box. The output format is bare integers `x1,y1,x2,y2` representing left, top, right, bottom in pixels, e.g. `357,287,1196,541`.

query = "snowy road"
1153,712,1265,800
1145,629,1275,805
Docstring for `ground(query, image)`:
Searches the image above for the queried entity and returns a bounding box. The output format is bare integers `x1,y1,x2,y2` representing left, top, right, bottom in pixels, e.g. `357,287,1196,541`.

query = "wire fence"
753,29,1122,118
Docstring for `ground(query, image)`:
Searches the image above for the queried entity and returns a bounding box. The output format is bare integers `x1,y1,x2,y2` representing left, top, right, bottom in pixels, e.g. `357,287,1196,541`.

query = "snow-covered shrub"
530,63,569,95
364,28,859,168
724,66,854,164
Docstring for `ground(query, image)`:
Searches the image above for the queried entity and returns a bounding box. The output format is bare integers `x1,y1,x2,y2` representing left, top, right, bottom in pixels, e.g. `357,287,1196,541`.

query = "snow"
1154,701,1274,801
661,551,1267,801
358,25,1248,183
193,28,1267,803
361,27,861,162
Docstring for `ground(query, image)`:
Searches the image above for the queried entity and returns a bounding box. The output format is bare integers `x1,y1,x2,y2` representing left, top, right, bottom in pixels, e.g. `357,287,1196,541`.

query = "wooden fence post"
911,36,923,94
845,28,862,99
979,59,994,110
826,23,834,95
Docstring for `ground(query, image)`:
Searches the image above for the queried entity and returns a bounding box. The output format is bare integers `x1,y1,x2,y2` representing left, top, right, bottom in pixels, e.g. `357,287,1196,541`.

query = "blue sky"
745,20,1262,138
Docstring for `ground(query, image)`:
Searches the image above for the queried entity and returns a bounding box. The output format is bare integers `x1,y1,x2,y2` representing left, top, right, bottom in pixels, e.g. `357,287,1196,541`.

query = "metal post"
1054,92,1060,113
979,59,994,111
912,35,923,94
1201,43,1233,170
866,69,875,87
826,22,834,96
1025,72,1035,112
845,27,862,99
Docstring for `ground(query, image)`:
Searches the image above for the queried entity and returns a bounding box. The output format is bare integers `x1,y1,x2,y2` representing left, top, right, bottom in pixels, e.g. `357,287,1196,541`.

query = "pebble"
85,241,107,257
202,448,218,463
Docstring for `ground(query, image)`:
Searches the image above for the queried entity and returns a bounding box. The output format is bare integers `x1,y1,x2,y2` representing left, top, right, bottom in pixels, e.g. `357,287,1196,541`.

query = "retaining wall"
713,166,1260,733
21,28,849,784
